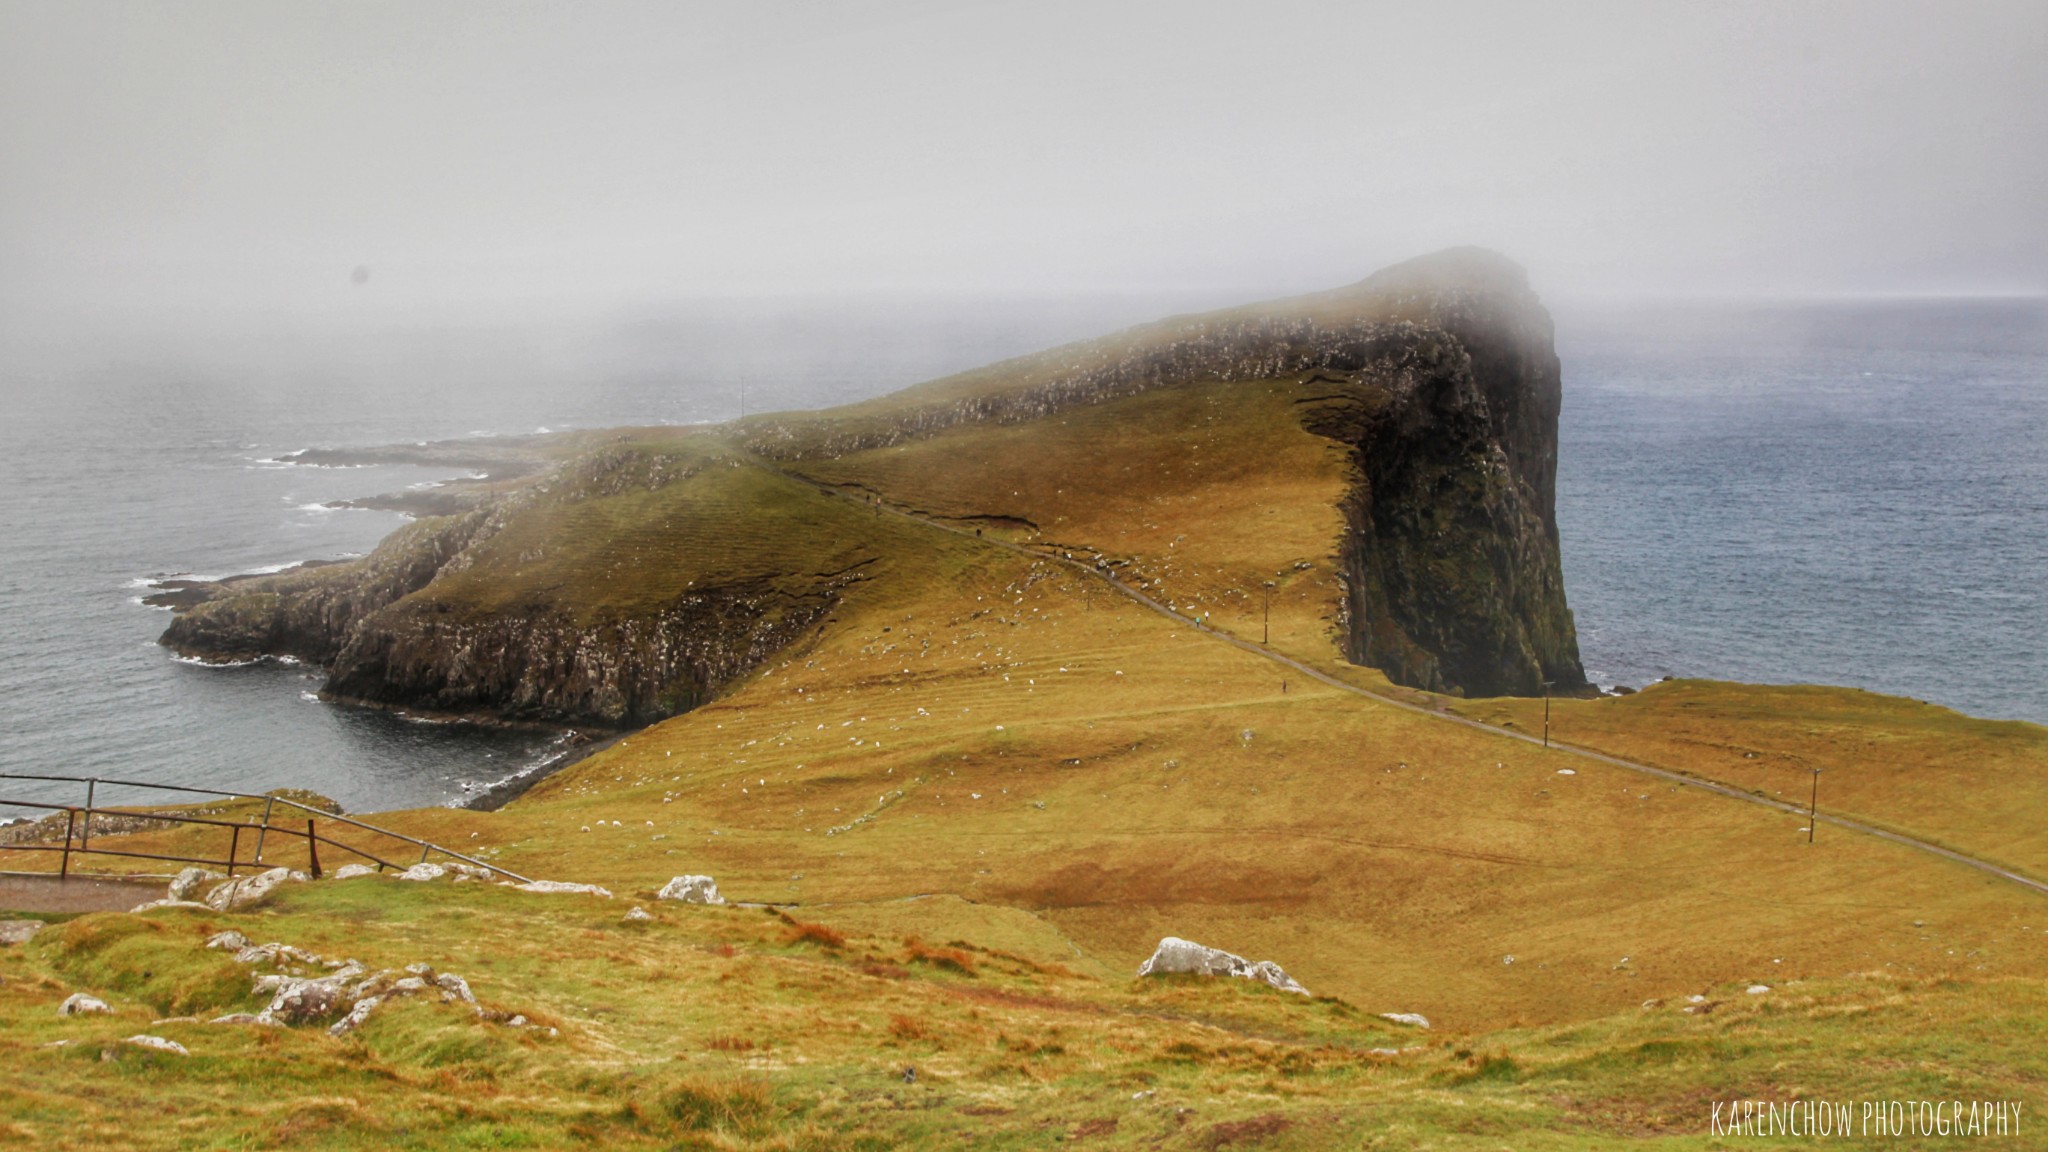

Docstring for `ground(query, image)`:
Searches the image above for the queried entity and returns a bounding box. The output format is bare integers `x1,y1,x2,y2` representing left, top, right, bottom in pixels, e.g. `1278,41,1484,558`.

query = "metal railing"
0,773,531,885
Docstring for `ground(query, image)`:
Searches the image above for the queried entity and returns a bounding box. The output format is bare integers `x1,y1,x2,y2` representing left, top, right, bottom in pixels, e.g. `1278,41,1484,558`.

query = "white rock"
0,920,46,946
257,977,347,1025
1746,984,1771,995
58,993,112,1016
207,1013,268,1026
1556,768,1576,776
657,875,724,905
167,867,225,902
125,1035,189,1056
130,899,212,914
512,879,613,898
1135,937,1308,995
434,973,476,1004
624,906,654,922
397,862,447,882
205,931,250,952
329,996,380,1037
330,863,378,880
203,867,301,911
1379,1012,1431,1029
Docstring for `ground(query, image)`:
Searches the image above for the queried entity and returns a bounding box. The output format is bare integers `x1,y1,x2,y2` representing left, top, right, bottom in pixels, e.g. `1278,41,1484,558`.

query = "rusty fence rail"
0,773,531,885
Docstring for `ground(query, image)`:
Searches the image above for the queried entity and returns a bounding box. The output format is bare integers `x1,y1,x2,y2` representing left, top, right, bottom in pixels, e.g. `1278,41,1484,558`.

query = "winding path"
794,469,2048,901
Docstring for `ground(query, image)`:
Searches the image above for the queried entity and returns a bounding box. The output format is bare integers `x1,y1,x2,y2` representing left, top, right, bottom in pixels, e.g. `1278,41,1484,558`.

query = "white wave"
170,654,261,669
128,596,175,612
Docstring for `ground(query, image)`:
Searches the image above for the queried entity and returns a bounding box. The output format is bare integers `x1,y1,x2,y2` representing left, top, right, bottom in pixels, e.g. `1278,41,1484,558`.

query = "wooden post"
1808,770,1821,845
228,825,242,878
60,808,76,880
1543,681,1553,748
305,820,321,879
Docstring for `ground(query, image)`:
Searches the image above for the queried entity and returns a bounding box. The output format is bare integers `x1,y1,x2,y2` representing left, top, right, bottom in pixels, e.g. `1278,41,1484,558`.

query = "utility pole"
1262,581,1274,646
1542,680,1553,748
1808,768,1822,844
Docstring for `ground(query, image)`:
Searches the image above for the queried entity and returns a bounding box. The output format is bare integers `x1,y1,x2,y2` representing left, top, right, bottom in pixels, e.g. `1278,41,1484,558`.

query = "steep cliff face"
1306,251,1585,696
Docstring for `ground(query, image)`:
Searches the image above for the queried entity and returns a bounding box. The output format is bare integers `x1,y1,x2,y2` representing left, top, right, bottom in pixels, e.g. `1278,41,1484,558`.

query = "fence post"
227,825,242,878
80,778,96,853
253,795,277,863
60,808,76,880
305,819,321,879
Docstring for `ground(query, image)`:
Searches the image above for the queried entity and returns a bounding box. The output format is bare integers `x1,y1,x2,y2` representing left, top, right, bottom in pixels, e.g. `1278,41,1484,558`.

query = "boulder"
397,862,447,882
167,867,225,902
328,996,380,1037
624,906,653,923
58,993,112,1016
657,875,725,905
1379,1012,1431,1029
330,863,378,880
0,920,45,946
124,1035,189,1056
205,931,250,952
434,973,475,1004
1134,937,1308,996
203,867,301,911
257,978,346,1026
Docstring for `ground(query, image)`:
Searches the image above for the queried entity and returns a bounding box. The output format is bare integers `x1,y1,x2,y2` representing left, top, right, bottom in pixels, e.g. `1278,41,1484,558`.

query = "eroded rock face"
1135,937,1308,996
168,867,225,902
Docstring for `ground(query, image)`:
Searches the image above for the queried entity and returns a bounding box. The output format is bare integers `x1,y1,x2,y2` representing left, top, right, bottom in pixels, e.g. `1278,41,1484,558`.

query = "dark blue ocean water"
1,296,2040,815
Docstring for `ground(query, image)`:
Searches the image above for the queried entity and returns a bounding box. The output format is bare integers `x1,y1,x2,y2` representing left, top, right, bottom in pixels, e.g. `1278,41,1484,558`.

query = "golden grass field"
5,356,2046,1148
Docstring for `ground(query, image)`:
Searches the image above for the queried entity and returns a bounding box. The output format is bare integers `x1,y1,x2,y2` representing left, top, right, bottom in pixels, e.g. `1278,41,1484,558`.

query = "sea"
1,295,2041,816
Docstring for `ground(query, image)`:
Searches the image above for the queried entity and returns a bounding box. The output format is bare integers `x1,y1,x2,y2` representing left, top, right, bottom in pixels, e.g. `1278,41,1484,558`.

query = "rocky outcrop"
1135,936,1308,996
319,576,847,728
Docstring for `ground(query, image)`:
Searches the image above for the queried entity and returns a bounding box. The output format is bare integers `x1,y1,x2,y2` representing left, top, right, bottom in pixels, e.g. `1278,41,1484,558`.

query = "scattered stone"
204,867,301,911
510,879,614,898
129,899,212,914
208,1013,266,1026
624,906,654,922
328,996,380,1037
435,973,475,1004
0,920,45,946
1555,769,1576,776
167,867,225,902
404,962,436,977
330,864,378,880
1378,1012,1430,1029
1135,937,1308,996
124,1035,189,1056
258,978,347,1025
507,1014,529,1028
391,976,428,995
657,875,725,905
1746,984,1771,995
59,994,112,1016
397,862,447,883
205,931,250,952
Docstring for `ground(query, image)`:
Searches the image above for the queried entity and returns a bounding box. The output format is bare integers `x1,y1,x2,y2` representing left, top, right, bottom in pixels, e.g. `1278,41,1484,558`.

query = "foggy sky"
3,0,2044,342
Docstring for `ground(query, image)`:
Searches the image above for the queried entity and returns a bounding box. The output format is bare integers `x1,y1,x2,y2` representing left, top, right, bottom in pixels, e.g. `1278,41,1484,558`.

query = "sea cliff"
157,247,1585,723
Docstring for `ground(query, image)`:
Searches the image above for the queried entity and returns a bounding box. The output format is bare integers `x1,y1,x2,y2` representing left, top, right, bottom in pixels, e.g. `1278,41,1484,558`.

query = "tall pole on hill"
1808,769,1822,844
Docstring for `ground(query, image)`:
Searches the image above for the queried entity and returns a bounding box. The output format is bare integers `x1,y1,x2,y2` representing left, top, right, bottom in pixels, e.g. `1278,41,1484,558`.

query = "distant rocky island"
155,248,1586,728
